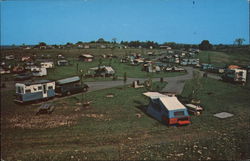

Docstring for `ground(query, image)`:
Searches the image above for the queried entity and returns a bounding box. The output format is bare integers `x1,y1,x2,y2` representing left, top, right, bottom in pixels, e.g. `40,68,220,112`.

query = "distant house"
79,54,94,62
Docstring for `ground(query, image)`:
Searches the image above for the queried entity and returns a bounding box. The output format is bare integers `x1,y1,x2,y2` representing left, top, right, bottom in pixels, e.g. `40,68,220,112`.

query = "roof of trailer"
21,80,53,86
56,76,80,85
143,92,186,111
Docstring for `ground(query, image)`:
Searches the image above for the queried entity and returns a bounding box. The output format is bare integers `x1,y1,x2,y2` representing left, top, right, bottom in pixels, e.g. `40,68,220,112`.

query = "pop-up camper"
143,92,190,126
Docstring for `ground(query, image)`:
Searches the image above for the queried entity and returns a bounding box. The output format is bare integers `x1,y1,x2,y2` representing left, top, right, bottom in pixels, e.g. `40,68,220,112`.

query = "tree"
97,38,105,43
189,71,202,101
76,41,83,44
38,42,46,46
234,38,245,46
199,40,212,50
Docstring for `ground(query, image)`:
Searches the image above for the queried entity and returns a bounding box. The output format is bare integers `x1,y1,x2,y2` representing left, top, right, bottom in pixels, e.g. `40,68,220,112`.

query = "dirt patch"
8,114,79,129
81,113,111,121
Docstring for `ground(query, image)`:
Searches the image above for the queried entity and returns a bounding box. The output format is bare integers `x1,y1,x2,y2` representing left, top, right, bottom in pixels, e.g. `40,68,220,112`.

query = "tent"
143,92,190,125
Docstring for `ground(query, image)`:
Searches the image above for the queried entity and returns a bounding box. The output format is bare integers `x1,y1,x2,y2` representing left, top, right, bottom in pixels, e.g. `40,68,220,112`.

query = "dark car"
55,76,89,96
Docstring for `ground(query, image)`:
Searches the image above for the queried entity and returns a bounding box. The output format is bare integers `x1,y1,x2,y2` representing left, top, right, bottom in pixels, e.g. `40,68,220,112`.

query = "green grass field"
198,50,250,66
43,58,186,80
1,78,250,160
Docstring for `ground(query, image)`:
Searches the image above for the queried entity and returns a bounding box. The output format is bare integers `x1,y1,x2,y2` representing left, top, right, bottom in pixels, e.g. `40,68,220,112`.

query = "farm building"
79,54,94,62
143,92,190,126
40,61,54,69
14,80,55,103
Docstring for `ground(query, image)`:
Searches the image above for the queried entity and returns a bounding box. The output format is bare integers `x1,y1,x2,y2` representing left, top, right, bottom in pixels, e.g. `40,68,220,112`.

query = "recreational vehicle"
40,61,54,69
143,92,191,126
221,68,247,85
55,76,89,96
14,80,55,103
31,67,47,76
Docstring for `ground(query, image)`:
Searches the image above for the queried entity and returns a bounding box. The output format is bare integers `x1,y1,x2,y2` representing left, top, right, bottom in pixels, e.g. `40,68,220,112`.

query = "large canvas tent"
143,92,190,126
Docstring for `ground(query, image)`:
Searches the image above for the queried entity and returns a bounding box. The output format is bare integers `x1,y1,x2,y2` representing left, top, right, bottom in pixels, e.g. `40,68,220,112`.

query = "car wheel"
67,91,71,95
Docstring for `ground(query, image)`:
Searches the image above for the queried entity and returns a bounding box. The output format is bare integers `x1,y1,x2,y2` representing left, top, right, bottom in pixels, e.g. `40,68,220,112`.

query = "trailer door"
42,84,48,98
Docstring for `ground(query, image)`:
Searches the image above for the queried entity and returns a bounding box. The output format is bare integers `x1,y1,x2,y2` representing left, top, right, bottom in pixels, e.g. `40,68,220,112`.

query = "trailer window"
48,86,53,90
174,111,185,117
25,89,31,93
238,72,243,76
38,86,42,90
16,86,23,94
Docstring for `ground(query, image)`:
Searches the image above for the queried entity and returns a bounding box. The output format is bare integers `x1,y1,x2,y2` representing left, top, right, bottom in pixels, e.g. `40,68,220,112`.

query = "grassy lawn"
1,78,250,160
198,50,250,66
43,58,186,80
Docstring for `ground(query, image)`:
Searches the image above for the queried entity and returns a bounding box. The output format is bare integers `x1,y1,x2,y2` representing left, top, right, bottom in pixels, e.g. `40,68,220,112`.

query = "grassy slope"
198,50,250,66
1,78,250,160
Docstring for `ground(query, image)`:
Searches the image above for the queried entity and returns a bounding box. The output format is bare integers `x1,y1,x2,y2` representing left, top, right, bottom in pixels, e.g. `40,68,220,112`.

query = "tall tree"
199,40,212,50
234,38,245,46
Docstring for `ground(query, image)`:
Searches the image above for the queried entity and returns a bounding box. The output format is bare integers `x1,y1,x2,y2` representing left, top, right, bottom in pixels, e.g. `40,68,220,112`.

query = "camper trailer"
40,61,54,69
57,60,69,66
31,67,47,76
55,76,89,96
14,80,55,103
143,92,191,126
221,69,247,85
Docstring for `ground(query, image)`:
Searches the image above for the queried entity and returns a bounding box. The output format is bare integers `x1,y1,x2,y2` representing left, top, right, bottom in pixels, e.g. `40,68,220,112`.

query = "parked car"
14,72,33,81
55,76,89,96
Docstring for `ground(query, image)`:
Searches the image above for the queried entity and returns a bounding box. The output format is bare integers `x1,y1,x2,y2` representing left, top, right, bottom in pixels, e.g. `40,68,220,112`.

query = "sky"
1,0,249,45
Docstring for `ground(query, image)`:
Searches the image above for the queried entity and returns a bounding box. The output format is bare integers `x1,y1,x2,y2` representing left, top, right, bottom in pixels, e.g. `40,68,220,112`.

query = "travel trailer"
221,68,247,85
31,67,47,76
14,80,55,103
40,61,54,69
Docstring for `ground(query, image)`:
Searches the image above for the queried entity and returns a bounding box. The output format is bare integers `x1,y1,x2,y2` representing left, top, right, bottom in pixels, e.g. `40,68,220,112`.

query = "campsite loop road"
86,67,221,94
1,67,221,104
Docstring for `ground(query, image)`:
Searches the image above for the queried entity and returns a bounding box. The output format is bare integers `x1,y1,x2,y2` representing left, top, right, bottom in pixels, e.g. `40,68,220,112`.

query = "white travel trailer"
31,67,47,76
40,61,54,69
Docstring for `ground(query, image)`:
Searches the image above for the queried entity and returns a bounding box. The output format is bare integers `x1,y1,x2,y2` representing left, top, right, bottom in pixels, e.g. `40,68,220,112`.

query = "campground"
1,47,250,160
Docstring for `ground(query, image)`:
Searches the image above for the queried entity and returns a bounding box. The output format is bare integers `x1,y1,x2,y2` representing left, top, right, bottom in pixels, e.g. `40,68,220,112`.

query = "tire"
66,91,71,95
